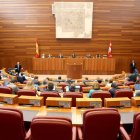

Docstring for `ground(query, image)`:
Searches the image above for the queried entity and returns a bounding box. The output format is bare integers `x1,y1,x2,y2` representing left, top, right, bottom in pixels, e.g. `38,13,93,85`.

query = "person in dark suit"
71,53,76,58
130,60,136,73
58,53,64,58
17,73,26,84
14,62,22,74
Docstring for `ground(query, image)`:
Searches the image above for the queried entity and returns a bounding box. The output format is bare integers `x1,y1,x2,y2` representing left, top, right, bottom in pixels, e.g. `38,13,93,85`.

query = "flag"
108,41,112,58
35,40,40,58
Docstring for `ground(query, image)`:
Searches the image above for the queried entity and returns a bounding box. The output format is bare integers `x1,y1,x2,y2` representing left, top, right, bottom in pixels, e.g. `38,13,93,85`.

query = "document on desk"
120,112,135,124
22,110,39,122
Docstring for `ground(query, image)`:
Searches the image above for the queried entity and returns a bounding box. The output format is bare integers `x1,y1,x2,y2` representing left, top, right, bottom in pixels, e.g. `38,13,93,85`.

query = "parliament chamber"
0,0,140,139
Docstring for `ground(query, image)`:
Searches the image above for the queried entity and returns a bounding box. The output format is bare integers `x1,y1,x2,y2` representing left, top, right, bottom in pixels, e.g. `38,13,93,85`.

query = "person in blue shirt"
87,82,102,98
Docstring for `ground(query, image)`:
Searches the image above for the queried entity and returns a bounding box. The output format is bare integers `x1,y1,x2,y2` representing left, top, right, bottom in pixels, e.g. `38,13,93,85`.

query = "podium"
67,64,82,79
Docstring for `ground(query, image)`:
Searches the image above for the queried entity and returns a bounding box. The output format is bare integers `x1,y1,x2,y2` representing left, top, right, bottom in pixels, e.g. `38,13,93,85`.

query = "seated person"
71,53,76,58
105,78,113,87
83,77,91,86
97,78,103,84
109,82,120,97
87,82,102,98
133,68,139,74
46,82,58,92
134,90,140,97
66,78,75,85
17,73,26,84
23,81,35,90
58,53,63,58
127,73,138,82
32,76,41,85
86,54,92,58
54,76,65,83
134,82,140,97
135,75,140,84
66,84,76,92
7,79,19,94
48,54,52,58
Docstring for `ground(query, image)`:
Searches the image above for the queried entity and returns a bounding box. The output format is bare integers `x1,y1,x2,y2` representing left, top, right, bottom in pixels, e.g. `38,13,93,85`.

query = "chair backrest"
31,117,72,140
115,89,133,99
0,107,26,140
63,92,83,107
0,86,12,94
41,91,61,105
57,83,68,92
131,113,140,140
17,90,36,97
125,81,135,86
82,108,120,140
91,91,111,106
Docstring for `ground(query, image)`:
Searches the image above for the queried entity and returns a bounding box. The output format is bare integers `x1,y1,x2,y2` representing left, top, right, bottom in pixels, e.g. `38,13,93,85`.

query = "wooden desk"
0,93,18,104
32,58,115,74
131,97,140,107
76,98,102,108
104,97,131,108
46,97,72,108
18,96,44,107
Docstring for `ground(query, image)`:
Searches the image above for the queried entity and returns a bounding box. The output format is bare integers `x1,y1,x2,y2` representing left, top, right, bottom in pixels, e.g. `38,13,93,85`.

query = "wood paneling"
0,0,140,73
32,58,115,75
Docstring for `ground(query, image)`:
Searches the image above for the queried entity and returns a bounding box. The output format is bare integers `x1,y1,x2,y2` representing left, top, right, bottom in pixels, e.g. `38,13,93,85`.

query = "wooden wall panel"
0,0,140,74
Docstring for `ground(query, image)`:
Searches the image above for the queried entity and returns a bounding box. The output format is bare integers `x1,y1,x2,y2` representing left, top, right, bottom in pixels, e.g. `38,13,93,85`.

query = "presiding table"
32,58,115,75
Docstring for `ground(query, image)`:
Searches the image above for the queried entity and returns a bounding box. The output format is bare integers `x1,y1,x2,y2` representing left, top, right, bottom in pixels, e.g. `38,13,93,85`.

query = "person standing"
130,60,136,73
14,62,22,74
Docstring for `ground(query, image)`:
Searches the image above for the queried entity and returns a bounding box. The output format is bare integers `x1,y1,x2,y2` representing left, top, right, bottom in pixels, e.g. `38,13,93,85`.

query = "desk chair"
17,90,36,97
63,92,83,107
91,91,111,106
115,90,133,99
77,108,121,140
31,117,76,140
120,112,140,140
0,107,30,140
40,91,60,105
0,86,12,94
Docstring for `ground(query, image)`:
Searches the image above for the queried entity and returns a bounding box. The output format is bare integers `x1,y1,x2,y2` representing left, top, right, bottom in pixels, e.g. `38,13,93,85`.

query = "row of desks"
1,93,139,108
0,103,140,125
0,93,140,125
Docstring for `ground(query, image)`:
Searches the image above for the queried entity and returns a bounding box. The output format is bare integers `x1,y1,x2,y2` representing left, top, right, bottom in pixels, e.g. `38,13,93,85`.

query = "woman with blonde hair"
87,82,102,98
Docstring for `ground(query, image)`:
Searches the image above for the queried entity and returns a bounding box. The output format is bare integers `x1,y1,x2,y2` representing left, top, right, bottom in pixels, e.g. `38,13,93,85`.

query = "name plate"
120,101,131,108
76,98,102,108
3,97,13,104
59,101,71,108
29,100,40,107
90,101,102,108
